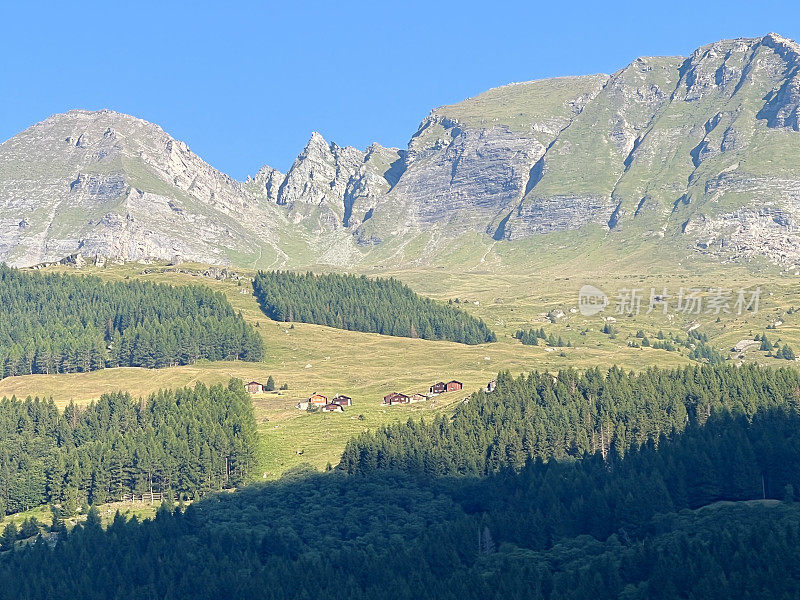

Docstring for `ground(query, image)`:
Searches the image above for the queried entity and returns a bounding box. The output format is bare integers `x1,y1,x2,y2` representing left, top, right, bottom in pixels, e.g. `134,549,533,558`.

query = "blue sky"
1,1,798,178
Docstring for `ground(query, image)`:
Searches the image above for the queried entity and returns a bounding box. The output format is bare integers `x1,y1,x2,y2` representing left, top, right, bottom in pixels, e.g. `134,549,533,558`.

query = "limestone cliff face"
627,33,800,263
251,165,284,204
353,75,610,243
0,110,293,268
350,33,800,259
7,34,800,268
424,32,800,264
343,143,404,228
274,132,359,230
254,132,402,233
500,56,681,239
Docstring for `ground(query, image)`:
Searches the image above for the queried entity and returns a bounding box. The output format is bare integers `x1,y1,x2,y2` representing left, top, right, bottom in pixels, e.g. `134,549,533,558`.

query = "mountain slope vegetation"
253,270,496,344
3,365,800,598
0,265,263,378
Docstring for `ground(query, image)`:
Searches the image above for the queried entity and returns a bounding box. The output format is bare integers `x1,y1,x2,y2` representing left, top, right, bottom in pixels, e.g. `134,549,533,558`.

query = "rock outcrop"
0,110,296,268
6,33,800,268
249,132,402,232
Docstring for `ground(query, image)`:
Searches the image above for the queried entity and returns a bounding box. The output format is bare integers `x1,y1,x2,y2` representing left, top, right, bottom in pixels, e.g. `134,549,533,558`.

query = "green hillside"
4,364,800,597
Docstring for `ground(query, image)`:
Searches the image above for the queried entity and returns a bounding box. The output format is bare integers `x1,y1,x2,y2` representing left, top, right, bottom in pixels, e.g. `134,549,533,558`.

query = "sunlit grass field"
3,243,800,479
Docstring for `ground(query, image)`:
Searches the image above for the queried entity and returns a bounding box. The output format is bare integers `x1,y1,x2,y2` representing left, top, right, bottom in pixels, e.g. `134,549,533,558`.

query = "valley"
2,241,799,483
5,23,800,598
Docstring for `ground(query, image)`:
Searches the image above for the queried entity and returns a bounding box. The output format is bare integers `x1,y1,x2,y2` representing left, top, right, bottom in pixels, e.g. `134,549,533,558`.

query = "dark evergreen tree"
0,523,16,551
252,270,496,344
0,265,264,378
0,380,258,516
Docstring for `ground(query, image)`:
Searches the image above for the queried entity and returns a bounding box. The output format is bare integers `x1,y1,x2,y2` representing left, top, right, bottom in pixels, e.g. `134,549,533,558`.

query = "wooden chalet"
246,381,263,394
429,382,447,394
309,393,328,406
486,379,497,393
383,392,410,405
321,403,344,413
331,395,353,407
410,393,426,403
446,380,463,392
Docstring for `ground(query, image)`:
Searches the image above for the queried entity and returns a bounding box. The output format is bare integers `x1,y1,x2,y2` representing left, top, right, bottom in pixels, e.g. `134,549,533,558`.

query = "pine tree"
0,522,17,551
0,265,263,380
50,506,66,534
84,506,102,530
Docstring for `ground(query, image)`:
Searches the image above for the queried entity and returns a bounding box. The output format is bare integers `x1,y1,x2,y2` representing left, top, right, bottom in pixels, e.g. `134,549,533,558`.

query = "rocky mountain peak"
302,131,333,158
252,165,285,203
263,131,403,232
0,108,290,267
6,34,800,269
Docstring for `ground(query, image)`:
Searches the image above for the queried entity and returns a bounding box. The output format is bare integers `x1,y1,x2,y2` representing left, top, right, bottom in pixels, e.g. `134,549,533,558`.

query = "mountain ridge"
4,33,800,269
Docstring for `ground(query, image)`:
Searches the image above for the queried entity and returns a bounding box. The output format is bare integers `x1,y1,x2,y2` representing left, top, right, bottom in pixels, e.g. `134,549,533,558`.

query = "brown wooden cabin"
429,382,447,394
246,381,263,394
410,393,426,403
309,393,328,405
331,395,352,407
383,392,410,405
321,403,344,413
446,380,463,392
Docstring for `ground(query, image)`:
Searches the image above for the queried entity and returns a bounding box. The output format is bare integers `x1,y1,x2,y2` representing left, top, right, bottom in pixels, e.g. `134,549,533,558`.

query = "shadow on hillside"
4,406,800,599
187,406,800,555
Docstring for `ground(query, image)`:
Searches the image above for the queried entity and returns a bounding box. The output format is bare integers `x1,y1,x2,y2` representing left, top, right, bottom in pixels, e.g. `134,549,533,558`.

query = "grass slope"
2,244,800,479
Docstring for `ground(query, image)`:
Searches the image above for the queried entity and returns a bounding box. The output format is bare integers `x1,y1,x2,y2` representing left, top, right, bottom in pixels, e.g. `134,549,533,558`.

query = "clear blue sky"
1,0,798,179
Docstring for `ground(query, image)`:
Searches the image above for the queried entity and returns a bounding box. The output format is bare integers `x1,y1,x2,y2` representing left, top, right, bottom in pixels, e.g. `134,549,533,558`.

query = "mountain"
260,132,404,232
0,109,307,268
4,33,800,268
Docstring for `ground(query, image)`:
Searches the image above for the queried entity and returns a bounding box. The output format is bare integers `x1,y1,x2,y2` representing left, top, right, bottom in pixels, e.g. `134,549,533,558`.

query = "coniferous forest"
0,266,263,378
252,270,496,344
0,380,258,516
339,364,799,476
5,365,800,598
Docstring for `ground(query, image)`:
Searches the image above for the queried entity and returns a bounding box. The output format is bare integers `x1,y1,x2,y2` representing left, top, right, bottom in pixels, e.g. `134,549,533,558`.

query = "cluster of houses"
382,380,463,406
296,393,353,412
291,378,497,414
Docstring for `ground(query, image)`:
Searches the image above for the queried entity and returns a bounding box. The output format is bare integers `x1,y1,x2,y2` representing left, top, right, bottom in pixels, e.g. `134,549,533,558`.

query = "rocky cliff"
0,110,305,268
235,32,800,267
5,33,800,269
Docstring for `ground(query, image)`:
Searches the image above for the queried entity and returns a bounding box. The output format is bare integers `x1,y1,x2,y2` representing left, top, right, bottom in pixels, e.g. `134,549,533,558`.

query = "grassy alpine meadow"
3,241,800,480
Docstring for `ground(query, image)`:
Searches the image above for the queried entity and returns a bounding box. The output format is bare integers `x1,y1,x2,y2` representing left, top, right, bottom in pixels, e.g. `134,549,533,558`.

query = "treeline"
338,363,800,476
514,328,568,347
0,265,263,378
4,406,800,598
253,270,496,344
0,380,258,515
